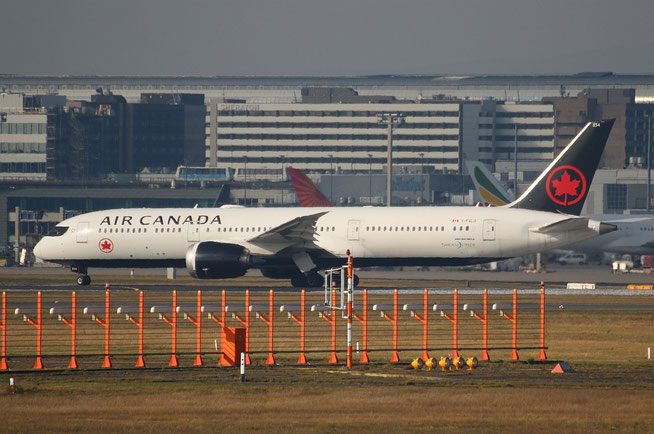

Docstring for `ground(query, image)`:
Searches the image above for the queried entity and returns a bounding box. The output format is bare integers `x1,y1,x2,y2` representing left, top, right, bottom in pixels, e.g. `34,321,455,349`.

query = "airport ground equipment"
0,292,6,370
280,290,308,364
117,291,146,367
151,290,179,367
83,290,112,368
177,291,204,366
493,289,519,360
0,288,548,370
373,289,400,362
312,289,339,364
434,290,459,359
403,289,430,361
14,292,44,369
50,291,79,368
463,289,490,360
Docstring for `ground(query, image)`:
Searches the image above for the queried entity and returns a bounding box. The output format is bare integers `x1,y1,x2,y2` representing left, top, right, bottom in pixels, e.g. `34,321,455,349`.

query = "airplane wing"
530,217,589,234
245,211,328,246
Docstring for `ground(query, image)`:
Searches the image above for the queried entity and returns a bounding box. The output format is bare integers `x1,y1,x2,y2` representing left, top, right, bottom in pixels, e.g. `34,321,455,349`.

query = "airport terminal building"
2,74,654,262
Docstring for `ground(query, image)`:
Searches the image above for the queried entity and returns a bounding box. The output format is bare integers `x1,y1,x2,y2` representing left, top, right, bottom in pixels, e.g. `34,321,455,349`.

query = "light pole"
647,115,652,211
243,156,247,205
514,123,519,198
377,113,405,207
368,153,373,205
328,154,334,204
280,154,285,206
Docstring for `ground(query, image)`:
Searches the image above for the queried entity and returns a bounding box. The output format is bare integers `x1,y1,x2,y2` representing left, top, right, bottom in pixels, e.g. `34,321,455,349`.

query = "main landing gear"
72,265,91,286
290,271,324,288
290,271,359,288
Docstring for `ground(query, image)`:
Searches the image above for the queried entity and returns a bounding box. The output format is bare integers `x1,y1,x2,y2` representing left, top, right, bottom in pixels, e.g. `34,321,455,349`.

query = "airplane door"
76,222,89,243
187,225,200,242
347,220,360,241
483,220,496,241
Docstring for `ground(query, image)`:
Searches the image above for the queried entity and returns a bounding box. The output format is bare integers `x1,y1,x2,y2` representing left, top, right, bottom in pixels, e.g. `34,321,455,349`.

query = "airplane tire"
353,274,359,287
306,272,324,288
77,275,91,286
290,274,307,288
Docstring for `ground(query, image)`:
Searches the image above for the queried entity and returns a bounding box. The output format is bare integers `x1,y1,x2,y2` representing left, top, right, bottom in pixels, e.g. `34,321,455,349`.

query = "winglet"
287,167,333,207
508,120,614,216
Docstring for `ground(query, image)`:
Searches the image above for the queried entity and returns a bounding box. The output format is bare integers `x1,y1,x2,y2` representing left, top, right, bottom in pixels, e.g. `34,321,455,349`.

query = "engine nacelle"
185,242,250,279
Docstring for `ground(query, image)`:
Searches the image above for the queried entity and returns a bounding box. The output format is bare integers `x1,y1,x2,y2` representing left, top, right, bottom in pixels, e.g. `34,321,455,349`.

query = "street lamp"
647,114,652,211
243,156,248,205
328,154,334,204
368,153,373,205
280,155,285,206
377,113,405,207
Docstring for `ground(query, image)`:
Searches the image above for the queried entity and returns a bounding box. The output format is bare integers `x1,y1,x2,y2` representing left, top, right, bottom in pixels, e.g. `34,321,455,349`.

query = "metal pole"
386,119,393,207
346,252,353,368
368,154,372,204
514,123,518,198
329,155,334,204
244,157,247,205
280,155,285,206
647,115,651,212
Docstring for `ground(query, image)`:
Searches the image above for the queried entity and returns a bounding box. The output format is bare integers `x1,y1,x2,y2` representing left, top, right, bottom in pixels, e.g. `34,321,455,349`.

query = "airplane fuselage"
35,205,604,271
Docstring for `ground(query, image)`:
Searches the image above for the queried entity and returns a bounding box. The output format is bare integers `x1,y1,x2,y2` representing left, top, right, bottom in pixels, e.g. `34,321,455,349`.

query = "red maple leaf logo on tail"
551,170,580,205
546,165,587,207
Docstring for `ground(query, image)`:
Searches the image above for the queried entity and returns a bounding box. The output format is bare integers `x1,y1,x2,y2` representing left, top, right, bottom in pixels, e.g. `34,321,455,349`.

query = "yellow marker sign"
627,285,653,290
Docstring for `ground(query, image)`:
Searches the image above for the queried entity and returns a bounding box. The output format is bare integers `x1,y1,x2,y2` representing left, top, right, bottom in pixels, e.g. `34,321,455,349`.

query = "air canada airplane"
35,120,616,287
466,158,654,256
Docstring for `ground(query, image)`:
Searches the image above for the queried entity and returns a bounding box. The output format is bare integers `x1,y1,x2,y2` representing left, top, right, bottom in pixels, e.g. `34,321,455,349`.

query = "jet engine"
185,242,250,279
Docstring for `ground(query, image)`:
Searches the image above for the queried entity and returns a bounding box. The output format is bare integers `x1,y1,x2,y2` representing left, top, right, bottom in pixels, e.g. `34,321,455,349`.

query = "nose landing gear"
76,275,91,286
72,265,91,286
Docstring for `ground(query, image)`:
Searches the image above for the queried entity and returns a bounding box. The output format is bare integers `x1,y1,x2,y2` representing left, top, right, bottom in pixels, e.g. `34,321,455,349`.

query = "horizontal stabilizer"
530,217,589,234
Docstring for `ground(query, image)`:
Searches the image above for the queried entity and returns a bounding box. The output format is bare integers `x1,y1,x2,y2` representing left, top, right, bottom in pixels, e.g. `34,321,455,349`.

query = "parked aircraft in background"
287,167,333,207
34,120,616,287
466,159,654,256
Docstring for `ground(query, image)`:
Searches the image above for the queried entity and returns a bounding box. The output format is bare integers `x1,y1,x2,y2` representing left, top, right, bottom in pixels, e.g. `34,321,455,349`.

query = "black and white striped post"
240,352,246,382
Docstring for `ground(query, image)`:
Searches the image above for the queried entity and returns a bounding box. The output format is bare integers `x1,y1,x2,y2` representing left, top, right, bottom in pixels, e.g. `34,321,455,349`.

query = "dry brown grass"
1,289,654,431
1,381,653,432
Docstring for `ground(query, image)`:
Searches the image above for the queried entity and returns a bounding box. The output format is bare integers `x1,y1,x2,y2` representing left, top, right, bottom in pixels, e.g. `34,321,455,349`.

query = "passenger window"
466,226,469,231
453,227,456,231
332,226,335,231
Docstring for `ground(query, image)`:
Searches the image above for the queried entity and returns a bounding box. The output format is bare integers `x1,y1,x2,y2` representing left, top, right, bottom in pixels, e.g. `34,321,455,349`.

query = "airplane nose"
33,241,43,259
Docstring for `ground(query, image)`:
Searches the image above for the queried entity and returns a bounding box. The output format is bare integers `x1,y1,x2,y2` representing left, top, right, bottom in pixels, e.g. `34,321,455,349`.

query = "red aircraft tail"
287,167,333,207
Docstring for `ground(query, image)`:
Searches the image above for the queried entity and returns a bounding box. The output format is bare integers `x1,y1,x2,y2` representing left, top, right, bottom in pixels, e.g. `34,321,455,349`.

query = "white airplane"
466,157,654,256
34,120,616,287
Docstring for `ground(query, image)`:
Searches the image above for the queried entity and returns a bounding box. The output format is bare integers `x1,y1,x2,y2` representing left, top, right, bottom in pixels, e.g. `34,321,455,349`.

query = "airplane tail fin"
465,160,513,206
508,119,614,216
287,167,333,207
212,183,231,207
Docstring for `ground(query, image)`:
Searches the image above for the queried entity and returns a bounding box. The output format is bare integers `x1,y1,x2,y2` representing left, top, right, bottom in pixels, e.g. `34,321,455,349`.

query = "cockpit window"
45,226,69,237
